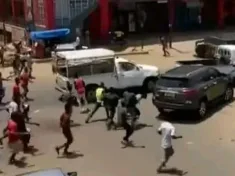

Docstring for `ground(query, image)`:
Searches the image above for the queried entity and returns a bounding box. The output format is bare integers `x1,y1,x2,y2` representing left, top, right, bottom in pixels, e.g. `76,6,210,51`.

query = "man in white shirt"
157,121,182,172
6,97,19,116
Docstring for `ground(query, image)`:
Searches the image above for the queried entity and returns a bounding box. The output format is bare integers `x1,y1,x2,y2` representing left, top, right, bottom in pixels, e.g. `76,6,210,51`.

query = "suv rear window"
156,77,189,88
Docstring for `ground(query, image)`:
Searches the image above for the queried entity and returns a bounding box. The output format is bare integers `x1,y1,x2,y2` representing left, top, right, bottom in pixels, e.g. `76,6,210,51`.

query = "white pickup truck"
54,48,159,102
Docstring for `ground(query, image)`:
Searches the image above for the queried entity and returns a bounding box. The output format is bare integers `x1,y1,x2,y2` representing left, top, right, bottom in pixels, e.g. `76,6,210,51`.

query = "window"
92,60,114,74
38,0,45,25
119,62,136,72
156,77,190,88
68,65,92,77
202,68,220,81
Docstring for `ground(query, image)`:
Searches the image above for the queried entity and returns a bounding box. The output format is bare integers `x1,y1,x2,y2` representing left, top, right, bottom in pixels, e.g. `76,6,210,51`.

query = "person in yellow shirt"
85,82,106,123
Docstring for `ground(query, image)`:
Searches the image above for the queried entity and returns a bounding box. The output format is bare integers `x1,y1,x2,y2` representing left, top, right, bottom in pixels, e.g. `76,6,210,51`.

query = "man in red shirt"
74,74,88,113
20,67,30,100
12,77,21,109
6,112,26,164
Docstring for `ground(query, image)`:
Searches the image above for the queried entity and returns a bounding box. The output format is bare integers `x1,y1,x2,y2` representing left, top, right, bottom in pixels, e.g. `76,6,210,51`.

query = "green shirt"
96,87,104,102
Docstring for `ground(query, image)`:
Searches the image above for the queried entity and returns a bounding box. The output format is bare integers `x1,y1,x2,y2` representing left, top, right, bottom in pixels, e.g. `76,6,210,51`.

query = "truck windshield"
156,77,189,88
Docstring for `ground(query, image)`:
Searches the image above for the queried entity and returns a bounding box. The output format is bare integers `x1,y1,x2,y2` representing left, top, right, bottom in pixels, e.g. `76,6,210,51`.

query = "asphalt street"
1,42,235,176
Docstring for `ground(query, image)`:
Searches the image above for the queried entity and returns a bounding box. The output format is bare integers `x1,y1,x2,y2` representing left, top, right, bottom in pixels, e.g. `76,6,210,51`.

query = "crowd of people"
0,54,182,173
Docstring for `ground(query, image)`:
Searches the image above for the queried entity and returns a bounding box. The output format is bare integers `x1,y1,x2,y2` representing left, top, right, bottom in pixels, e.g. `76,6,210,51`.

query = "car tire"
224,86,234,102
86,85,98,103
197,100,207,118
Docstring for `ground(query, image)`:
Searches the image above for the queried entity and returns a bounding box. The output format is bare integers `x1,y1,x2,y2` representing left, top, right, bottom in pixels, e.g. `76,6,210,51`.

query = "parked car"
152,65,234,118
16,168,77,176
176,58,235,86
54,48,159,102
195,36,235,58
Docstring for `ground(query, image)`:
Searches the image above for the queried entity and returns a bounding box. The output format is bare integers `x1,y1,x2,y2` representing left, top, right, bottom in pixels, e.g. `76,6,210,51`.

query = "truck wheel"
197,100,207,118
224,86,234,102
86,85,98,103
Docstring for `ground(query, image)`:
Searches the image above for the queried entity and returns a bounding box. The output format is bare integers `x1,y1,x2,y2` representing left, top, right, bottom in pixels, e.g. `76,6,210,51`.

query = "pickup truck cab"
54,48,159,102
215,45,235,64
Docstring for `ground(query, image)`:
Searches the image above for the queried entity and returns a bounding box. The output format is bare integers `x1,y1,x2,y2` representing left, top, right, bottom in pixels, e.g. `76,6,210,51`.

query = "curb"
32,58,52,63
115,51,149,56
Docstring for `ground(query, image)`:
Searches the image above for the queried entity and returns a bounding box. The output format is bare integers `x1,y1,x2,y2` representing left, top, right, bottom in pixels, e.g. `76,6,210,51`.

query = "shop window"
38,0,45,25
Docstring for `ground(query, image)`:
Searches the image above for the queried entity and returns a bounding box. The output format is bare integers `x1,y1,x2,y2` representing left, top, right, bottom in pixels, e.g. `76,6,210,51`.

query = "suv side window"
202,68,220,81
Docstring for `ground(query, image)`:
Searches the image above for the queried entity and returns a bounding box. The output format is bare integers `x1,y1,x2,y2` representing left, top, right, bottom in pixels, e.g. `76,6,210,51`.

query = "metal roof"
57,48,115,60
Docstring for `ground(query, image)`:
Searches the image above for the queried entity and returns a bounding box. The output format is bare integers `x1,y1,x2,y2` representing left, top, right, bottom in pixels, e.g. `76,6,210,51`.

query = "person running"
6,112,27,164
122,91,140,119
6,97,19,116
160,36,170,57
12,77,21,110
74,74,89,113
20,67,31,101
157,121,182,172
55,103,74,155
103,87,119,130
119,100,134,145
0,72,8,103
85,82,106,123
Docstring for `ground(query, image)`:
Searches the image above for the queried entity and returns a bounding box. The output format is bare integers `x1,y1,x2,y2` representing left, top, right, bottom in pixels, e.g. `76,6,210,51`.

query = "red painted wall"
218,0,224,28
33,0,55,29
45,0,55,29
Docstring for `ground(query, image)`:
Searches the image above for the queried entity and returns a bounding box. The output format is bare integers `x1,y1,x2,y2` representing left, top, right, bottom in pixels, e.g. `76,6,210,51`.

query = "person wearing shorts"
157,121,182,172
74,74,88,113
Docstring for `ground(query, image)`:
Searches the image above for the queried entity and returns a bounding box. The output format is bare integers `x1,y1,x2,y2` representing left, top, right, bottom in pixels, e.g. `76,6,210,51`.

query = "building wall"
33,0,55,29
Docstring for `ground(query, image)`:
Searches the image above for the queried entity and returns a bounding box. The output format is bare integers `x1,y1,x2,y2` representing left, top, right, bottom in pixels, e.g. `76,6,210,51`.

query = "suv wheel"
224,86,234,102
197,101,207,118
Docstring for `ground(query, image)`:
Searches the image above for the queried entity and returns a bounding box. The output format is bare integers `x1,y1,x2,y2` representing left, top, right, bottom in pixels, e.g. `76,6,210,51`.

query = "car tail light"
182,89,198,98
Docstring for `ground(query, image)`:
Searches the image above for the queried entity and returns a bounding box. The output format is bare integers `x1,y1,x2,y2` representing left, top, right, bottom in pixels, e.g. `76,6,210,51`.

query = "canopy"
30,28,70,41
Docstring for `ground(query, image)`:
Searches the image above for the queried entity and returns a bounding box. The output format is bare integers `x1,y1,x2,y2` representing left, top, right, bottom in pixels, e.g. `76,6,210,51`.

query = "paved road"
1,44,235,176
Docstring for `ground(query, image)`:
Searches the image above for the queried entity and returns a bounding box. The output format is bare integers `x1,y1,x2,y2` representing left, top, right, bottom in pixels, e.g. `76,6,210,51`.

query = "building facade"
0,0,55,41
0,0,235,42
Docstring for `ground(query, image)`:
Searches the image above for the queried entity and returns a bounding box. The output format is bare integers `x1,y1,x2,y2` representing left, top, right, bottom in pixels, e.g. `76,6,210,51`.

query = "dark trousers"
105,107,116,129
123,122,134,142
88,102,102,119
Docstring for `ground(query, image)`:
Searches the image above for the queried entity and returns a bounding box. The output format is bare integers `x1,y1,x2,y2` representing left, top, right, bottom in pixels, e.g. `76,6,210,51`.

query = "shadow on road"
57,151,84,159
157,167,188,176
14,156,35,168
121,141,145,149
156,99,235,125
90,118,107,123
135,123,153,131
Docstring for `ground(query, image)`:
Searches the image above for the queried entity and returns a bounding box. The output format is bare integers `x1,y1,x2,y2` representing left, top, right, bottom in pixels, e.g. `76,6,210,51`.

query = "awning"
30,28,70,41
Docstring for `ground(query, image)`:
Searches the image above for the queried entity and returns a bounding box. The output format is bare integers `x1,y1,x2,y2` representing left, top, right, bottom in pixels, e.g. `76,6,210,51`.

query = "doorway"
136,1,169,33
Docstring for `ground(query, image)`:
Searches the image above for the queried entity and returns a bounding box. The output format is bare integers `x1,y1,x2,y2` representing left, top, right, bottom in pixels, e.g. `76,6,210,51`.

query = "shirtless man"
20,67,32,100
55,103,74,155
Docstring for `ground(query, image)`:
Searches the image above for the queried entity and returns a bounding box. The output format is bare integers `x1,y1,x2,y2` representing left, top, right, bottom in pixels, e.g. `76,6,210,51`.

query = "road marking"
33,110,40,113
186,142,193,145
